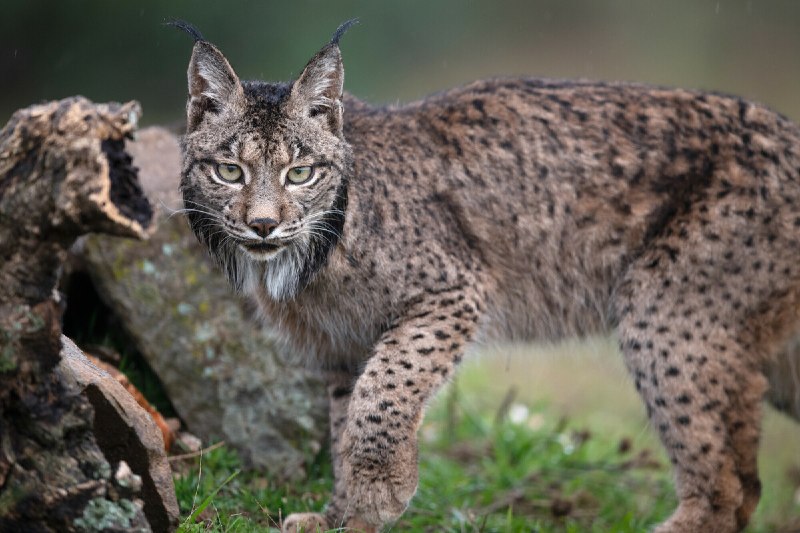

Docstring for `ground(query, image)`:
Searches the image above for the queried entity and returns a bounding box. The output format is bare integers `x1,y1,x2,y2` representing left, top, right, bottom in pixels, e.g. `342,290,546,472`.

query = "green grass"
174,388,675,531
394,383,677,532
173,444,332,532
174,386,679,532
173,343,800,532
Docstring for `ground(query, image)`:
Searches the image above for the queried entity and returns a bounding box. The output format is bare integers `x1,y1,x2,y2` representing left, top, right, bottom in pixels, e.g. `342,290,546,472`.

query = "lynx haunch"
176,20,800,533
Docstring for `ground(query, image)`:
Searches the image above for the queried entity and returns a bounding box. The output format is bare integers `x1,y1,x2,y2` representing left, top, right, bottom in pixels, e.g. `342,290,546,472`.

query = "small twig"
168,440,226,462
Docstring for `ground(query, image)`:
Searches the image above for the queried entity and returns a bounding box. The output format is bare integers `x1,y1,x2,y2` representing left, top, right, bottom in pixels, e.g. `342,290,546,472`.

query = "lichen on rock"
75,498,149,533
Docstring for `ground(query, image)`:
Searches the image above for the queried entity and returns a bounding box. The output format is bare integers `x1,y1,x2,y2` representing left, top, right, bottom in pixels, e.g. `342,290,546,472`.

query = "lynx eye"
216,163,243,183
286,166,314,185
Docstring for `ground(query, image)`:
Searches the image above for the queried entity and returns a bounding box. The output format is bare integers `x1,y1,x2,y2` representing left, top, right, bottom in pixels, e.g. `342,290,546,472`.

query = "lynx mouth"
241,240,285,260
244,241,282,252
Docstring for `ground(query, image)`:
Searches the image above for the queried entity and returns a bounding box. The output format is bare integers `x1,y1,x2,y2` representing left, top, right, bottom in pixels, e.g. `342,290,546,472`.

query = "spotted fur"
177,22,800,533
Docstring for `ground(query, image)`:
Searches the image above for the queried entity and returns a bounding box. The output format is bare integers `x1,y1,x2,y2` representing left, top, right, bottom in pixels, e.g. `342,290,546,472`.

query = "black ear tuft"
165,18,205,43
330,18,359,46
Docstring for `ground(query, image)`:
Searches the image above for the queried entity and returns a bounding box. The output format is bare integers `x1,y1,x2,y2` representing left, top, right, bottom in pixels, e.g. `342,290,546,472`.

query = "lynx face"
180,34,352,301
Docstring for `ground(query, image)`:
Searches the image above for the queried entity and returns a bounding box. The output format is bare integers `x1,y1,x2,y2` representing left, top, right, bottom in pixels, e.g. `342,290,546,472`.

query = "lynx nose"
248,217,279,238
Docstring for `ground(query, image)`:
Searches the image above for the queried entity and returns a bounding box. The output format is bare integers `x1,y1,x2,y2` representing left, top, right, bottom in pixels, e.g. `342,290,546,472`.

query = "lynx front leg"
338,292,481,529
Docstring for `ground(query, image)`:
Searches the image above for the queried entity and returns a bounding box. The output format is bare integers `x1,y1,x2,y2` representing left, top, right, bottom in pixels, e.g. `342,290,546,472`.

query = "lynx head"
177,20,356,301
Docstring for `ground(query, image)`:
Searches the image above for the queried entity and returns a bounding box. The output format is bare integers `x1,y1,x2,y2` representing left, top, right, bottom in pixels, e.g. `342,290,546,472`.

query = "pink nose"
248,217,278,238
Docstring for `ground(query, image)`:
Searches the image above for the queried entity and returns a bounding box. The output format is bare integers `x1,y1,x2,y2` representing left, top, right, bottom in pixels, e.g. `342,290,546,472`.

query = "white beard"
262,244,306,301
239,242,307,302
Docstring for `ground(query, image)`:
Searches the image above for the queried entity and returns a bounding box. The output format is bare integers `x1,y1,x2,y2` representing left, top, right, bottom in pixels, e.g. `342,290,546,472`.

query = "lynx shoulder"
176,21,800,533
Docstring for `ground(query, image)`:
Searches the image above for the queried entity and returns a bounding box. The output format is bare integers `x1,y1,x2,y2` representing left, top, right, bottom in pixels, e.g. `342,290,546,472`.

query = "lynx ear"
186,41,244,132
288,20,357,135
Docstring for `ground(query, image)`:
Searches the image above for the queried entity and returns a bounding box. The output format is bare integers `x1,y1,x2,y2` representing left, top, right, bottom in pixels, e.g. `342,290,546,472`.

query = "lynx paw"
281,512,328,533
343,466,417,527
282,511,379,532
340,430,419,528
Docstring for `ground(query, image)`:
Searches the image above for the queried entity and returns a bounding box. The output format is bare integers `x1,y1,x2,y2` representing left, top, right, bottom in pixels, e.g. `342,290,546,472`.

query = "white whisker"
171,208,225,222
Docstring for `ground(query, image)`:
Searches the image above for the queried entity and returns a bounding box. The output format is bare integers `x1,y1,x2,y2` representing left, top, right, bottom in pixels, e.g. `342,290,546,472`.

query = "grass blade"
180,469,241,530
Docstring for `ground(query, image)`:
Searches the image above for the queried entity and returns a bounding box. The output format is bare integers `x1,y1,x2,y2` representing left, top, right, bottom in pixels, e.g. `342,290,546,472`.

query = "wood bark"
0,97,155,532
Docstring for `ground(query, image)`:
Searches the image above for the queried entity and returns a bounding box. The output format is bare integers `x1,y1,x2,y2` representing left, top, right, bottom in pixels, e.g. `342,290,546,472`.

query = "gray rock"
78,127,327,479
58,336,179,532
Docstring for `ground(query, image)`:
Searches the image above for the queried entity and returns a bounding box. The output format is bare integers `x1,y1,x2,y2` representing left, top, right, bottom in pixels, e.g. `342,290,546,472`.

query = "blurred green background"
3,0,800,126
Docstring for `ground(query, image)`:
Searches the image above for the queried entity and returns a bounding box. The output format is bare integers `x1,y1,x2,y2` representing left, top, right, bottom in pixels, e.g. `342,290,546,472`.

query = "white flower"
508,403,529,425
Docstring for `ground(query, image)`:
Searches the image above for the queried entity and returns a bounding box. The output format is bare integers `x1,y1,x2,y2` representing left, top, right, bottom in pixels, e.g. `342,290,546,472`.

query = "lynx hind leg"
724,368,767,529
616,277,768,533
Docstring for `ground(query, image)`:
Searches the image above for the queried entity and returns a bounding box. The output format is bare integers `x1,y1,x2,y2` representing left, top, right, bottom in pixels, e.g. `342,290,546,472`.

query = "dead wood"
0,96,162,532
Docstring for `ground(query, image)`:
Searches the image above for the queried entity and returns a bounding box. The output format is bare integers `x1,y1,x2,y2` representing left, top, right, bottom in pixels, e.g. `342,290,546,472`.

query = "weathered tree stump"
0,97,168,532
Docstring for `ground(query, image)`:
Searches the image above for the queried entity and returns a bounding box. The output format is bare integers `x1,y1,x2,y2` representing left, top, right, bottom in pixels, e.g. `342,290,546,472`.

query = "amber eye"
286,166,314,185
216,163,243,182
